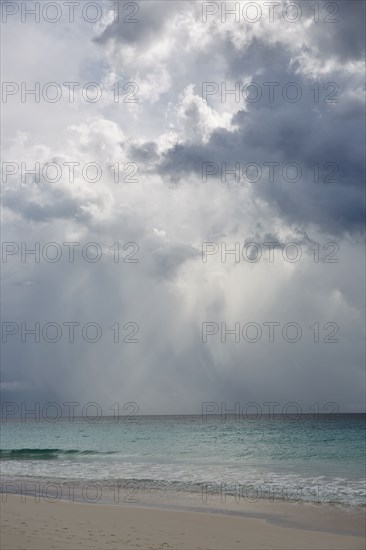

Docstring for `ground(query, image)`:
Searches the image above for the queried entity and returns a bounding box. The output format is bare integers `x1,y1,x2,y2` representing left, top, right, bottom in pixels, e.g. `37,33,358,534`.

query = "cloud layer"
1,1,365,413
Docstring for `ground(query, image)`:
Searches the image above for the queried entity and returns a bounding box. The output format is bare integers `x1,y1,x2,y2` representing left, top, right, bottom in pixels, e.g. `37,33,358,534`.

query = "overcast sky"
1,0,365,414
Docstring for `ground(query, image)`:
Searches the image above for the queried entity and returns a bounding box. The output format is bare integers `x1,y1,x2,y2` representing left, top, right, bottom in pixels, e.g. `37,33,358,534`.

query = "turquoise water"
1,415,365,506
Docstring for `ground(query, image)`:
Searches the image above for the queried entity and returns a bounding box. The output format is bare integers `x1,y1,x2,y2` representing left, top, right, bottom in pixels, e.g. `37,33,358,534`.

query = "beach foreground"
1,493,365,550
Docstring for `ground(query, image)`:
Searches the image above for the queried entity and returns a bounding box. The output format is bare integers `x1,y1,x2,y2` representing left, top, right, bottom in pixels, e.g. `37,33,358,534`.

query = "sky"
1,0,365,415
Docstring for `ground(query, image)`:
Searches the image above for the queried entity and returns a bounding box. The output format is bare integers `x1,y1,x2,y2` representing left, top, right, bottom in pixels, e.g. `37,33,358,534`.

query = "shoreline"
1,479,365,532
1,475,364,507
1,491,365,550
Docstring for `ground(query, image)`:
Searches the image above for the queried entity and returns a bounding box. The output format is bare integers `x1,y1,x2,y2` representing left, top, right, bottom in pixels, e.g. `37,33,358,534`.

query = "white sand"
1,493,365,549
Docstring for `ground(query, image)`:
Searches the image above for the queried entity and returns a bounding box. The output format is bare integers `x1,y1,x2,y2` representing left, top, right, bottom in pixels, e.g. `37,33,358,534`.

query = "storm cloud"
1,1,365,414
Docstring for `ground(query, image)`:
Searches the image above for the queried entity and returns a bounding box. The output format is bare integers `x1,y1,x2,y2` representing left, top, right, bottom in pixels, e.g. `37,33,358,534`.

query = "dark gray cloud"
156,49,365,236
305,0,366,62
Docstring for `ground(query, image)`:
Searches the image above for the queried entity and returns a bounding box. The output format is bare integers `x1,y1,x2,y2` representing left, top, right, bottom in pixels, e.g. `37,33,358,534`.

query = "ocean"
1,414,365,508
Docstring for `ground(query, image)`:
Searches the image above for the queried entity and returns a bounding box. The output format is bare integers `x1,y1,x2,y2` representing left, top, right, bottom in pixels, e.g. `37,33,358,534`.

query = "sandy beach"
1,493,365,550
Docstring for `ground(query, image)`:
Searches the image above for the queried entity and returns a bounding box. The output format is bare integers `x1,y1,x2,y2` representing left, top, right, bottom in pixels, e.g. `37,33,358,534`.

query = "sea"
1,414,365,508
